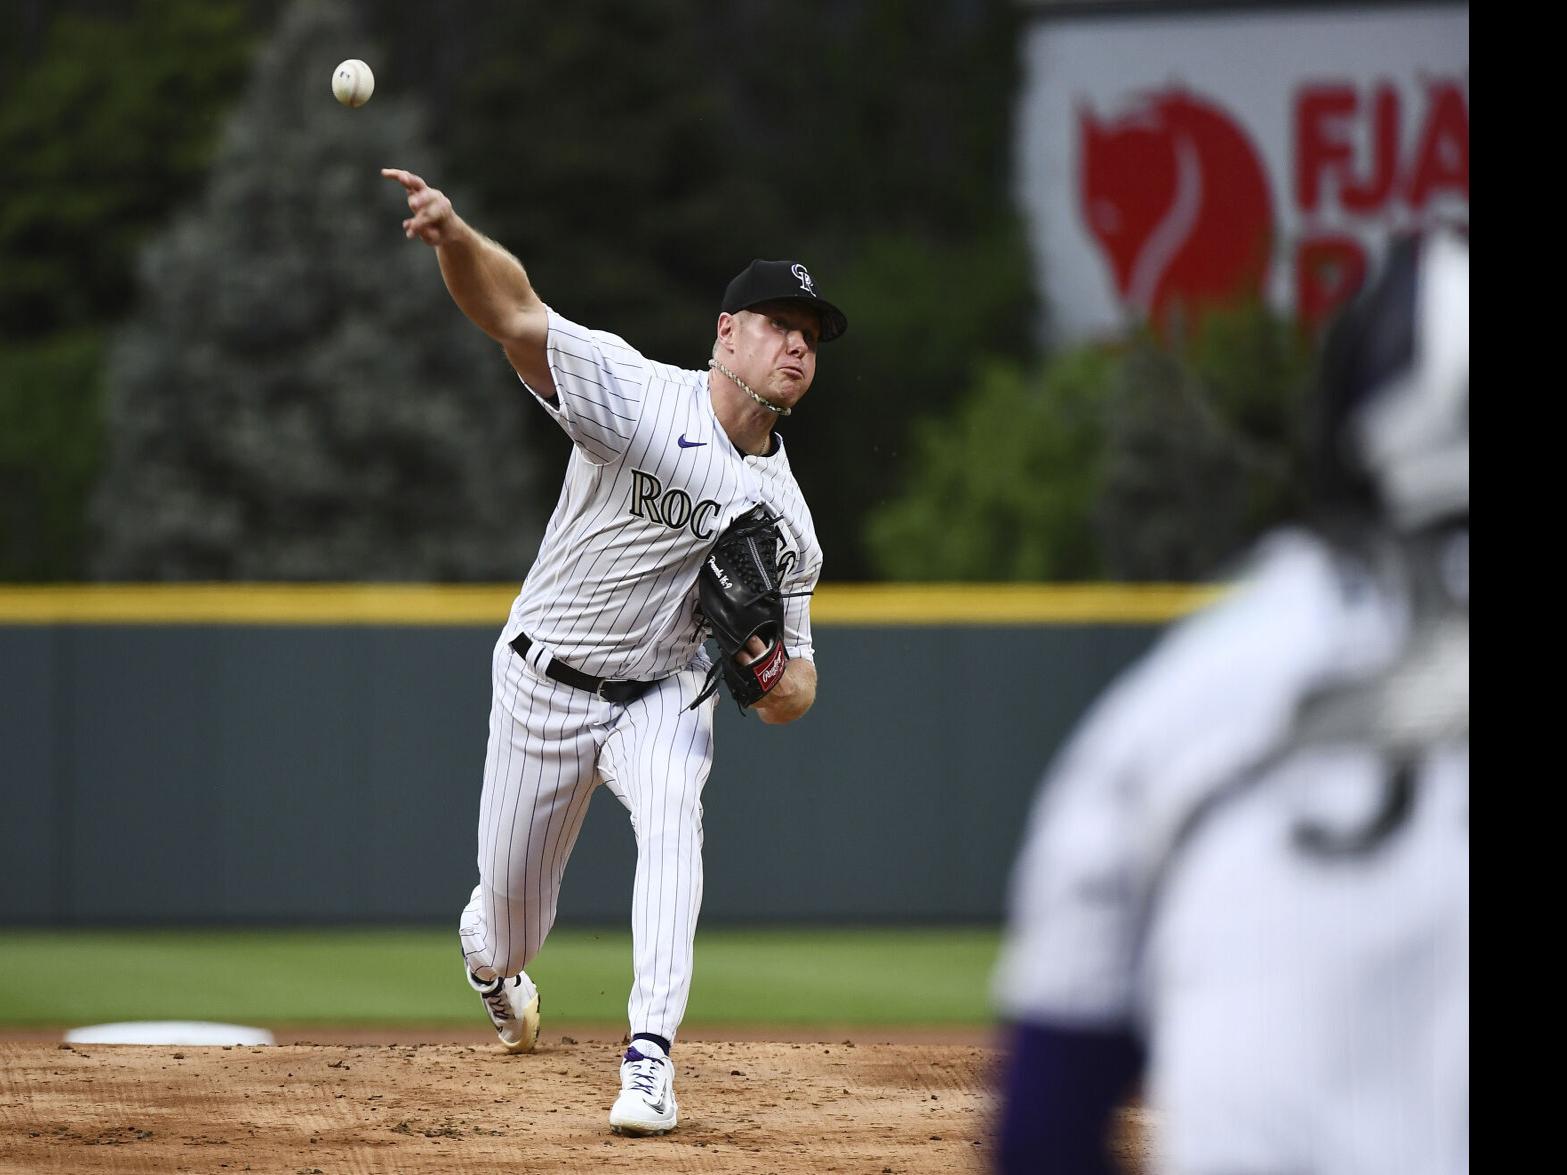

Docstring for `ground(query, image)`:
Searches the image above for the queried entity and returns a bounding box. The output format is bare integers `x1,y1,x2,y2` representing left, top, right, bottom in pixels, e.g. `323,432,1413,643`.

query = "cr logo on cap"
790,263,816,296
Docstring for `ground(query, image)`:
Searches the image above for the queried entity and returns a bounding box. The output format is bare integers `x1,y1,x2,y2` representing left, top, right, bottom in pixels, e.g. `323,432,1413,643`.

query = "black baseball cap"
721,259,848,342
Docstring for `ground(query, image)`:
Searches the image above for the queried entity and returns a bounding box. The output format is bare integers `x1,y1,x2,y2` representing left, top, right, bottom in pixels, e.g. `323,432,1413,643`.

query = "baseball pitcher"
383,166,845,1136
992,231,1469,1174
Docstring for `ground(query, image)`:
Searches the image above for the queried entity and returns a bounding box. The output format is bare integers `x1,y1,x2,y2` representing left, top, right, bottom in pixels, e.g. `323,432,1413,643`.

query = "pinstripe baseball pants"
460,634,714,1043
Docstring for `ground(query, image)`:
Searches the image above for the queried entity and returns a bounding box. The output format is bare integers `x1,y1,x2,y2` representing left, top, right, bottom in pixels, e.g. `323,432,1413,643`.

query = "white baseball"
332,59,374,108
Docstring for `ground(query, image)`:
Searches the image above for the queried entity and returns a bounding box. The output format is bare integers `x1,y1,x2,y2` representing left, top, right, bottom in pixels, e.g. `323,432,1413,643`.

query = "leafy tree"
1098,305,1315,580
868,303,1316,581
0,0,257,579
786,222,1036,570
867,350,1113,581
91,0,548,580
0,332,105,579
0,0,256,338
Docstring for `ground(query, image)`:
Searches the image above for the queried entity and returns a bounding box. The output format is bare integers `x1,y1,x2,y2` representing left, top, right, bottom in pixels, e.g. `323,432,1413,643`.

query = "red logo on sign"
1080,91,1274,334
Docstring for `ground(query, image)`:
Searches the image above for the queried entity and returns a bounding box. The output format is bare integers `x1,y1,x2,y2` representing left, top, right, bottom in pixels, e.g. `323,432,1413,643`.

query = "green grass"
0,926,1001,1027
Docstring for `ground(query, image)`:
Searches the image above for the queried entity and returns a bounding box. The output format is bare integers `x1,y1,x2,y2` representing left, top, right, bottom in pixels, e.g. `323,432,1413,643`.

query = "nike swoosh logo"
677,435,706,448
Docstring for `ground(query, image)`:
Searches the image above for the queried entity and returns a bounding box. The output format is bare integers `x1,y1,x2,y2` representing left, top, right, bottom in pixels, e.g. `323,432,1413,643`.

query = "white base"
65,1021,275,1046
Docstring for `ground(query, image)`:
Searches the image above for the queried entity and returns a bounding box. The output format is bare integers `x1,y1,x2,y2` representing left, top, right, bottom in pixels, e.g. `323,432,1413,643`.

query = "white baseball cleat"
609,1040,678,1135
466,968,540,1054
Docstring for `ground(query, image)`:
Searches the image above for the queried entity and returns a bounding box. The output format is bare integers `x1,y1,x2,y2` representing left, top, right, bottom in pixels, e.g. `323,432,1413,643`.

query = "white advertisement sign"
1016,4,1469,342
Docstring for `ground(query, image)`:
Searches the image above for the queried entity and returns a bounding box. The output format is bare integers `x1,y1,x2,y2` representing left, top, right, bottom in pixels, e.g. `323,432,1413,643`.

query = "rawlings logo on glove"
687,504,804,713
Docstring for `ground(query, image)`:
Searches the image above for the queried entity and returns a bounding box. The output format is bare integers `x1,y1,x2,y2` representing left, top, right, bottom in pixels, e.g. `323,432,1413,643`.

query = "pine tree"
92,0,548,580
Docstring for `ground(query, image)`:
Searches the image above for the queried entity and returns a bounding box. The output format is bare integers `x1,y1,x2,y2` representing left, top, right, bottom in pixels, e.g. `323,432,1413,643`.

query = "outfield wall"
0,584,1214,925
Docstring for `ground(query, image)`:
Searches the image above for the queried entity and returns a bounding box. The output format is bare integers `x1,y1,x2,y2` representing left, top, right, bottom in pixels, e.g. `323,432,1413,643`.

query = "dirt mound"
0,1038,1150,1173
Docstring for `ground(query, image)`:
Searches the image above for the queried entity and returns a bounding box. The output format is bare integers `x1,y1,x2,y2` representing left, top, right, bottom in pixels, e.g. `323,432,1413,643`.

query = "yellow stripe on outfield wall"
810,582,1223,624
0,583,1224,626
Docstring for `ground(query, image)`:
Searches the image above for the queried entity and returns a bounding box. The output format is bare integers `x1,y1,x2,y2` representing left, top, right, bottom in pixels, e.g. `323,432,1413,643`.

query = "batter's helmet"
1313,229,1469,532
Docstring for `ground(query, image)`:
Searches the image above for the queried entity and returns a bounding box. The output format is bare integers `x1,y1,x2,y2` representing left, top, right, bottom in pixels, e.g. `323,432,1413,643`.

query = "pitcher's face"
718,302,820,409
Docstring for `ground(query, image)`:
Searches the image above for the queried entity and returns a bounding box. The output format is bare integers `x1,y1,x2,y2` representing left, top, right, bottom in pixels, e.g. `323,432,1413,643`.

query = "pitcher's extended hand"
382,168,457,246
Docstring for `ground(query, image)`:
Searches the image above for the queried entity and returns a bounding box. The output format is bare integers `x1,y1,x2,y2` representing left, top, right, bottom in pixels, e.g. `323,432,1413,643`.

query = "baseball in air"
332,59,374,108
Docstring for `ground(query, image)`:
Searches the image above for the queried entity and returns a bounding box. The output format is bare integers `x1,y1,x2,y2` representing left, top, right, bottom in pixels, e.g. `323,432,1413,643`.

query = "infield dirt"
0,1036,1152,1173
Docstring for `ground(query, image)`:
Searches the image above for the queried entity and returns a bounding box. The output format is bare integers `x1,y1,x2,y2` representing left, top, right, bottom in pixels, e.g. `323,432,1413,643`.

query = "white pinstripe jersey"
992,529,1469,1173
500,308,823,682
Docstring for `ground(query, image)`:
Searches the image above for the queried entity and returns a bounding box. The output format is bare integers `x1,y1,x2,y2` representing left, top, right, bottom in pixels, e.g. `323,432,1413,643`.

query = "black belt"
509,633,659,705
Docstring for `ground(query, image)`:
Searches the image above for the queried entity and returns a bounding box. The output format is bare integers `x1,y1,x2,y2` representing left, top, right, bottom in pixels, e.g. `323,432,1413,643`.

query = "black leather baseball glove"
688,504,800,713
